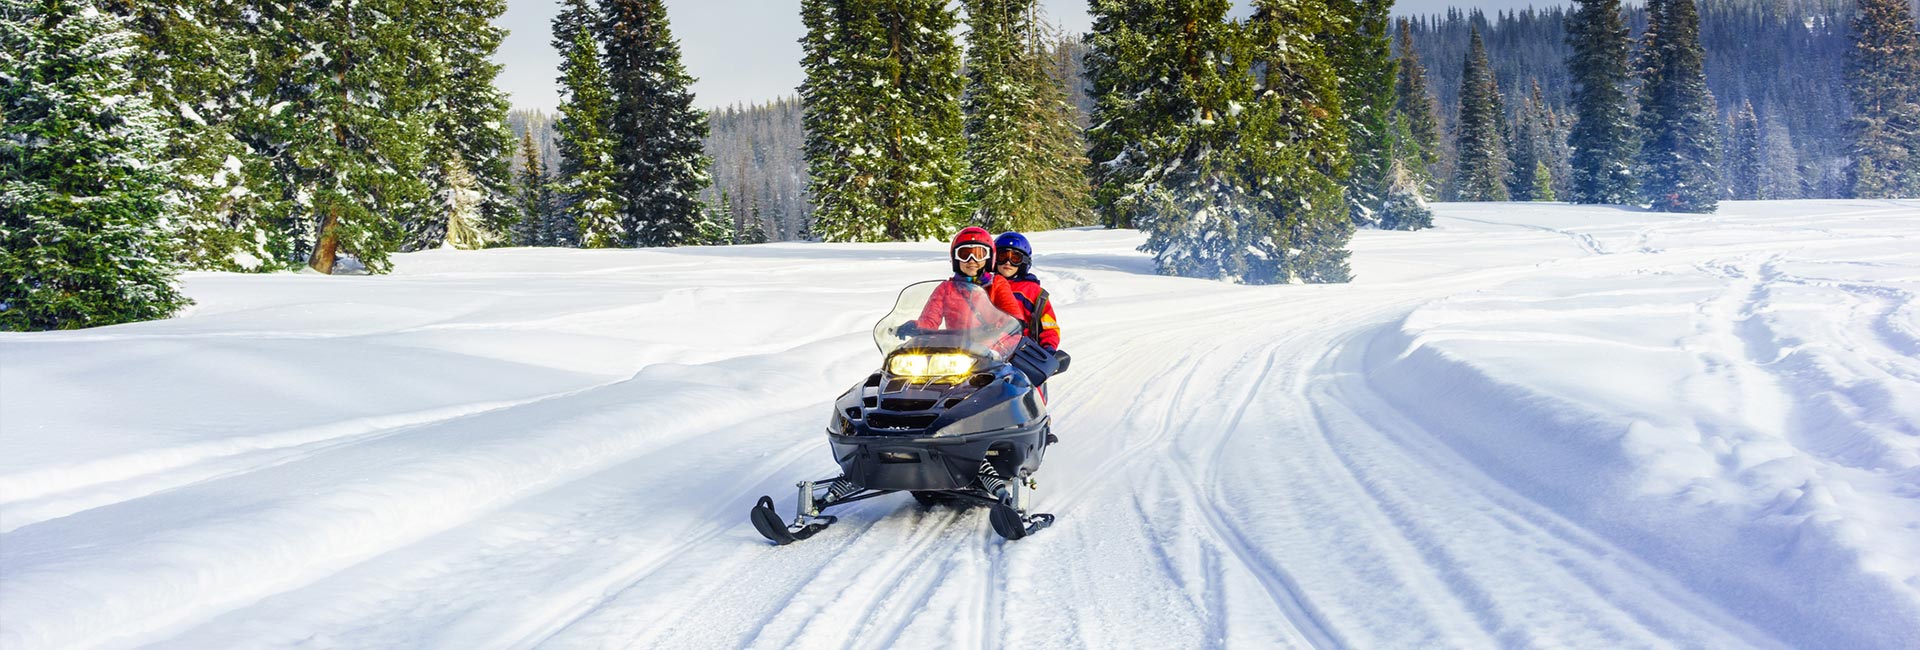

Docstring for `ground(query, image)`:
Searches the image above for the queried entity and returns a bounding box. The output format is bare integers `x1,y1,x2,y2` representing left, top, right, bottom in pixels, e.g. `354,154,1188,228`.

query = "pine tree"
1452,27,1509,201
1024,21,1097,230
1565,0,1638,203
1845,0,1920,198
1758,109,1801,199
801,0,968,242
962,1,1093,232
738,198,770,244
2,0,191,329
1378,161,1435,229
1511,80,1557,201
1637,0,1719,212
553,21,617,247
1124,0,1351,284
1508,88,1542,201
1391,19,1442,199
695,191,734,245
1086,0,1188,229
100,0,280,271
963,0,1029,228
1729,100,1762,199
600,0,711,246
1331,0,1397,228
1533,161,1557,201
515,132,551,245
411,0,518,250
256,0,438,274
1130,0,1270,281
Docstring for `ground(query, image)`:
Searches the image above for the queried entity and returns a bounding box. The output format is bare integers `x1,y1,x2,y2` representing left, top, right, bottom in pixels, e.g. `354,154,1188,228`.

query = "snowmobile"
750,279,1070,544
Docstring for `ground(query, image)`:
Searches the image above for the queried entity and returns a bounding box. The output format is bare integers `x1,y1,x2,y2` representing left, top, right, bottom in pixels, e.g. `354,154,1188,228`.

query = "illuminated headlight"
888,353,975,378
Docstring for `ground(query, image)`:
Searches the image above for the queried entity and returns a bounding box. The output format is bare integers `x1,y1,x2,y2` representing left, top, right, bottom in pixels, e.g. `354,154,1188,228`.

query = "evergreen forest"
5,0,1919,329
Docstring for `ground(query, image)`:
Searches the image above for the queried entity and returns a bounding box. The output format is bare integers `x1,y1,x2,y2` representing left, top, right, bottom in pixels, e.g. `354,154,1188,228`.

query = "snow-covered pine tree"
1023,20,1096,230
1452,27,1509,201
1329,0,1396,228
1636,0,1718,213
1,0,191,329
1378,160,1435,230
101,0,279,271
1086,0,1186,230
1130,0,1271,282
553,23,618,248
1123,0,1352,284
1758,108,1801,199
801,0,967,242
1565,0,1638,204
962,0,1092,233
1391,19,1442,199
1251,0,1353,282
738,199,770,244
599,0,711,247
798,0,848,241
1845,0,1920,198
411,0,517,250
515,132,551,245
963,0,1031,229
1508,84,1543,201
1728,100,1761,200
253,0,436,274
695,190,734,245
1505,82,1551,202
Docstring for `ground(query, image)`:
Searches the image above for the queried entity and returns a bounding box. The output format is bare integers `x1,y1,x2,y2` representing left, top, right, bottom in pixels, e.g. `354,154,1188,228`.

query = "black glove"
896,321,925,337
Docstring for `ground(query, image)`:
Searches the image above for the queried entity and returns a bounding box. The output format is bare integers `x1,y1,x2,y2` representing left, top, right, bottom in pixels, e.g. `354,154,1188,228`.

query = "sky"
492,0,1571,114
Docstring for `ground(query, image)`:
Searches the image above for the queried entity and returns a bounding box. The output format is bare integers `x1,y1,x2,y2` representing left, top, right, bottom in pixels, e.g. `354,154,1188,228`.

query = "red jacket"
915,275,1023,331
1002,274,1060,350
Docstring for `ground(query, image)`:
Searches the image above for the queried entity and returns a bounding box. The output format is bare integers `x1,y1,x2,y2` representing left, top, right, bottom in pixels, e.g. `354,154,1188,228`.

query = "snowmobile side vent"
862,396,878,408
865,373,883,387
844,407,861,421
866,413,938,431
884,378,908,393
880,398,936,411
969,373,994,388
942,397,964,409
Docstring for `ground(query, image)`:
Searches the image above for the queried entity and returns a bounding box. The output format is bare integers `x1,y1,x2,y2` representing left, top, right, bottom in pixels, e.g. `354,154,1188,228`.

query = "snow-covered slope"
3,201,1916,649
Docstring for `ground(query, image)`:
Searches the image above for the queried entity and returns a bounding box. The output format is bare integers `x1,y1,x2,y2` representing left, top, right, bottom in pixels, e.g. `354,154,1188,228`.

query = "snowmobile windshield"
872,280,1023,366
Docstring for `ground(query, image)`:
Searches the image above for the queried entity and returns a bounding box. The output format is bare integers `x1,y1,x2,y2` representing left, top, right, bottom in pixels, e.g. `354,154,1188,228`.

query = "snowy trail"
4,201,1918,649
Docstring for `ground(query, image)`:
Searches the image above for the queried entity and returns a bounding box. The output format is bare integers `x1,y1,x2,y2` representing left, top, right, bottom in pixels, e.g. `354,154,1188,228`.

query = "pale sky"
491,0,1571,114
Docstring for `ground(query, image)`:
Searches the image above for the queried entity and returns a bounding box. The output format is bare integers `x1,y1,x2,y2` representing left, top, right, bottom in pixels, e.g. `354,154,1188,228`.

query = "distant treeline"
540,0,1875,246
1404,0,1855,199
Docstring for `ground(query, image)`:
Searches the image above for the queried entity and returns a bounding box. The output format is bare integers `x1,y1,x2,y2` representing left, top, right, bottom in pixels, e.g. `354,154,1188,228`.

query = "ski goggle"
953,244,991,263
997,249,1027,266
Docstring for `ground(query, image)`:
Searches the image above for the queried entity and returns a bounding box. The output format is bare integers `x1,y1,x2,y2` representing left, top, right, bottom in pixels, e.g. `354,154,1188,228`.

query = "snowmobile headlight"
888,353,974,378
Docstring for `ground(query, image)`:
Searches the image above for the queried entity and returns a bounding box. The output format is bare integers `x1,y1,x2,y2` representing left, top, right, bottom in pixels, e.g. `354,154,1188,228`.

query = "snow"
3,201,1918,649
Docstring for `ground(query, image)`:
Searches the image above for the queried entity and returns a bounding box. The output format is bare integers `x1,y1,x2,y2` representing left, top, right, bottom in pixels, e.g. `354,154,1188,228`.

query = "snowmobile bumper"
826,421,1047,492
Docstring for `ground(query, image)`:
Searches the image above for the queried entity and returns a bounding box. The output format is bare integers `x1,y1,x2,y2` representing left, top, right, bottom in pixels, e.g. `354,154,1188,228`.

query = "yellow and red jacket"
1002,273,1059,350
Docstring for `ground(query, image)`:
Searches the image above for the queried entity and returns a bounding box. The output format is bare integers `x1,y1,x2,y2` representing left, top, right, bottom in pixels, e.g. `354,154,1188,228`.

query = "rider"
992,231,1060,351
908,226,1024,333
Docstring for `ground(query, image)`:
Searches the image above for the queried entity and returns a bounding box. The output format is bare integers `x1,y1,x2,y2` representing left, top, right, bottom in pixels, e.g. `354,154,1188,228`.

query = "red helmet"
950,226,994,275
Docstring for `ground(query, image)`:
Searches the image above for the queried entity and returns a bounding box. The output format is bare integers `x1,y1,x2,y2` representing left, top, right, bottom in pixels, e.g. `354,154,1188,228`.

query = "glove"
896,321,925,337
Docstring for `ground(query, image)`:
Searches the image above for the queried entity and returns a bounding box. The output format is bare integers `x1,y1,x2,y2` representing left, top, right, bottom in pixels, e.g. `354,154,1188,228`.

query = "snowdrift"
2,201,1916,649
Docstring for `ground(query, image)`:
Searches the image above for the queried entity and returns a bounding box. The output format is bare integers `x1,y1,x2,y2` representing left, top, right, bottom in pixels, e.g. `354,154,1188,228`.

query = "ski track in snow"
3,201,1918,649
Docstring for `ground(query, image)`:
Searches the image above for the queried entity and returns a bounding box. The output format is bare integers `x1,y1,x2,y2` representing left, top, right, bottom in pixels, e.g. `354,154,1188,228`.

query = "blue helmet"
994,231,1033,274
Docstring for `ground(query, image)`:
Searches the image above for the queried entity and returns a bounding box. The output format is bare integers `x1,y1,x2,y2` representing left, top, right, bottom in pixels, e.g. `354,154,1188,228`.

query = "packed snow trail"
2,201,1916,649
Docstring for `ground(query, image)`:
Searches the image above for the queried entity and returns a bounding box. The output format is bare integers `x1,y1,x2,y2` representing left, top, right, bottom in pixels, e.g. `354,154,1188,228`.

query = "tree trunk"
308,207,341,274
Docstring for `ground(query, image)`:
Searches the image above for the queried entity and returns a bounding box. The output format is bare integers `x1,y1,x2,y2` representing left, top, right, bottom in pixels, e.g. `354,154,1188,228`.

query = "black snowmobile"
750,279,1070,544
